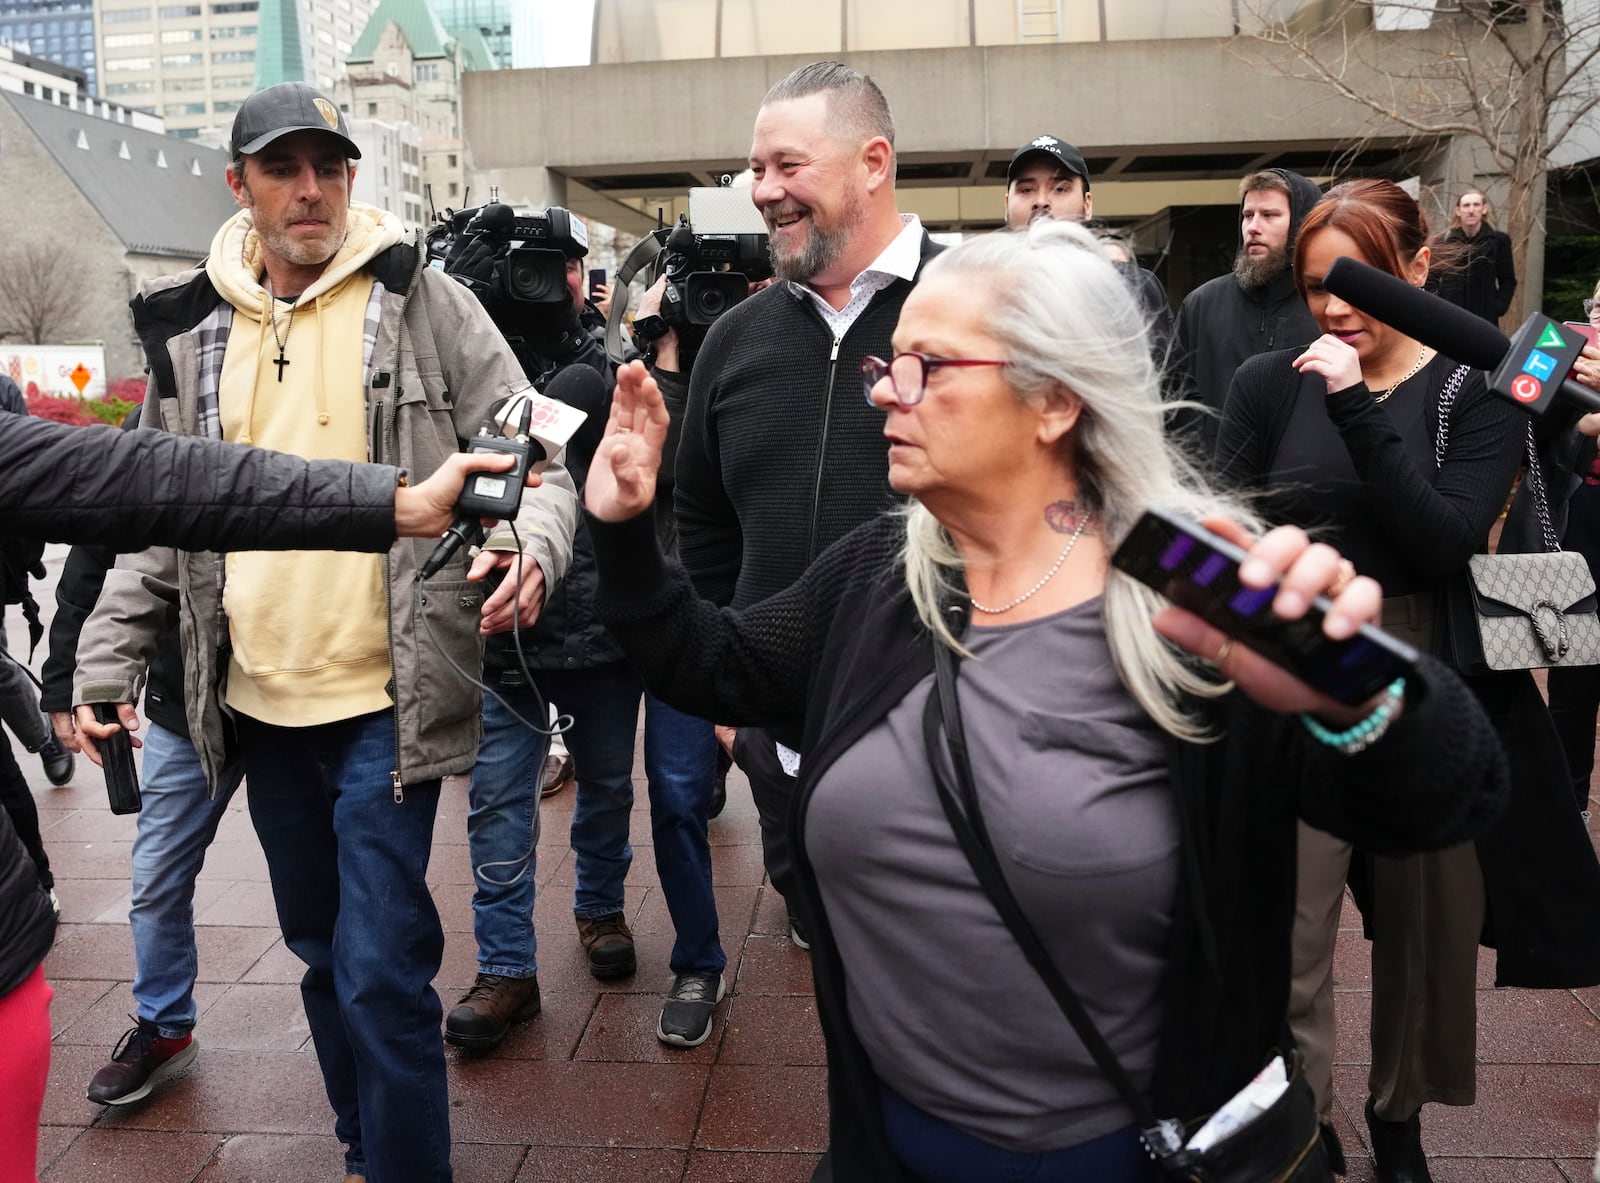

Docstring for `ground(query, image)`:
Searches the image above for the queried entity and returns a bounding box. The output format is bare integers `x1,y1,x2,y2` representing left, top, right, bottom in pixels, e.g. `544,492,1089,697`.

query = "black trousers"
731,725,800,908
1547,663,1600,811
0,732,50,890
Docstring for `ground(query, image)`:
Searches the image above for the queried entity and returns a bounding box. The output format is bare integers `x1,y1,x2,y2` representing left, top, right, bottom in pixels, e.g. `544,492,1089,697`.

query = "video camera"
430,201,589,308
606,182,772,365
657,215,772,333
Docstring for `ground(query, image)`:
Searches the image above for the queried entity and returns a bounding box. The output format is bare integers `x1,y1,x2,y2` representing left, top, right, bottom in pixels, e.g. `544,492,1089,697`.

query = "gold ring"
1214,639,1234,665
1328,558,1357,597
616,426,633,435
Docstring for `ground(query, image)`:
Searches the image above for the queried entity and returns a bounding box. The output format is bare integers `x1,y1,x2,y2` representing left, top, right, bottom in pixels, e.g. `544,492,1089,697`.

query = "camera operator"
440,208,730,1051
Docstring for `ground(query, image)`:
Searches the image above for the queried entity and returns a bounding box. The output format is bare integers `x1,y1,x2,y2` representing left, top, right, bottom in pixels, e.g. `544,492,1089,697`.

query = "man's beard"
241,180,346,269
1233,240,1289,290
261,220,343,267
765,191,865,283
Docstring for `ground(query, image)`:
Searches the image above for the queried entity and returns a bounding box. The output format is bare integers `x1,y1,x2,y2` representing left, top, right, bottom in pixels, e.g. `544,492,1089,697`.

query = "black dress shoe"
1364,1096,1433,1183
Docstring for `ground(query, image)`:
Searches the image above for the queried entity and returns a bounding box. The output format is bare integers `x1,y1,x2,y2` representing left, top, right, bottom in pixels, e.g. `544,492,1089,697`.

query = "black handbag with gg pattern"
1437,365,1600,674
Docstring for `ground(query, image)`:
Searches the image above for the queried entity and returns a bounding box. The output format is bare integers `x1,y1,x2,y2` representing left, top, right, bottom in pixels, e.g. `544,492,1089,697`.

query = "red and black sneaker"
86,1018,198,1105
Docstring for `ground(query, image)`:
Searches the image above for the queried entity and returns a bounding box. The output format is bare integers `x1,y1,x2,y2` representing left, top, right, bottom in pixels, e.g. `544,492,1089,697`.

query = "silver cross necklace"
265,276,300,383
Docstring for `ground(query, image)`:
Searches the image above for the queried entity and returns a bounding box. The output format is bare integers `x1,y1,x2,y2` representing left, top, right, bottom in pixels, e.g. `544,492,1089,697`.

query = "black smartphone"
92,702,141,815
588,267,607,299
1110,509,1417,705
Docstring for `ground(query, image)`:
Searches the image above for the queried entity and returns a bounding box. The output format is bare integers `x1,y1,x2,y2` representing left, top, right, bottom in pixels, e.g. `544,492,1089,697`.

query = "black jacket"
1174,170,1324,457
0,415,401,552
1432,225,1517,323
1216,350,1600,988
674,232,942,612
39,409,189,736
483,310,622,679
592,509,1506,1180
0,804,54,997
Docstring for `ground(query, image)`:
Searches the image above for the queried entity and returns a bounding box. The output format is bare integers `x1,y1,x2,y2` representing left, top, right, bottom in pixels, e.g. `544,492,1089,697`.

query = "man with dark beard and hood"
1173,168,1324,458
672,60,941,948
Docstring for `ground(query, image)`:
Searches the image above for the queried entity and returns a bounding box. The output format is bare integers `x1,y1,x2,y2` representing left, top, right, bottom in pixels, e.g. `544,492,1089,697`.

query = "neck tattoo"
266,276,300,383
1373,345,1428,404
970,510,1094,615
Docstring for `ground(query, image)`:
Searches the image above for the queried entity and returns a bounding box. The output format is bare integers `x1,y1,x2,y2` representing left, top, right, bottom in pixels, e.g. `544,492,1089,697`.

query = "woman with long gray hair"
584,219,1505,1182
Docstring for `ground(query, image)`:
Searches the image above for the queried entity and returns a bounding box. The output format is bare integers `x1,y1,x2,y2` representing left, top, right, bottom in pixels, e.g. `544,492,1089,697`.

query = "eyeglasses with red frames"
860,352,1009,408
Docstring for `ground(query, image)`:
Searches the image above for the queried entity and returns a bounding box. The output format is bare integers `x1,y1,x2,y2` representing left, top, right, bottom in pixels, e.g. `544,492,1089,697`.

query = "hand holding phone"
91,703,142,815
1112,510,1415,706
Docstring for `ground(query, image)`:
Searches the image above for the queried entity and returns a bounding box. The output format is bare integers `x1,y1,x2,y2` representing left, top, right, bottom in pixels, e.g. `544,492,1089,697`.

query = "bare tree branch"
0,243,94,344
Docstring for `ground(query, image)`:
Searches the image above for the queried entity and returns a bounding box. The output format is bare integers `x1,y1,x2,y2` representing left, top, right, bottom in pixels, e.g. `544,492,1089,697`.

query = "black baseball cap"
231,82,362,160
1007,135,1090,192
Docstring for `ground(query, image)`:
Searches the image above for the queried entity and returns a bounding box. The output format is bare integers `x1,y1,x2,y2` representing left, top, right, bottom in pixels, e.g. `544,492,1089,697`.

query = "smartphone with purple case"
1111,509,1416,705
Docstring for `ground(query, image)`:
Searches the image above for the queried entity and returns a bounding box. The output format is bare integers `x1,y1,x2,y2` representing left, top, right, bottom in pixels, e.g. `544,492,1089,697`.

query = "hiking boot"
443,972,541,1051
576,912,636,979
657,971,726,1048
86,1018,198,1105
34,735,74,787
541,754,574,798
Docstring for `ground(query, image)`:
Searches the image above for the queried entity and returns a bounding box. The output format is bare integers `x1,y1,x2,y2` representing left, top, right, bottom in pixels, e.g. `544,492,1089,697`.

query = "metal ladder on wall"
1016,0,1063,41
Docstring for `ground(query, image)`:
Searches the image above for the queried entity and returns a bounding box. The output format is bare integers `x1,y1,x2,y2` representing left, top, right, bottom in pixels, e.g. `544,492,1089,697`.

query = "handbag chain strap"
918,640,1191,1167
1435,365,1559,553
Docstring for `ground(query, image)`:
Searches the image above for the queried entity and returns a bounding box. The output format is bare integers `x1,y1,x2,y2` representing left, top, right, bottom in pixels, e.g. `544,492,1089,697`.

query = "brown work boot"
576,912,636,979
443,973,541,1051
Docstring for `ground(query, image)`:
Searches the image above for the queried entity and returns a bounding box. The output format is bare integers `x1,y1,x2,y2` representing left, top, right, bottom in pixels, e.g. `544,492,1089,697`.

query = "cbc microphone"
1322,257,1600,416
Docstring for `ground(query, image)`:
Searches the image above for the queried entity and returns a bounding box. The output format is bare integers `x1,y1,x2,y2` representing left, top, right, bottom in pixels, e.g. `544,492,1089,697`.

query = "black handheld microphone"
417,369,595,581
1322,257,1600,417
420,399,536,580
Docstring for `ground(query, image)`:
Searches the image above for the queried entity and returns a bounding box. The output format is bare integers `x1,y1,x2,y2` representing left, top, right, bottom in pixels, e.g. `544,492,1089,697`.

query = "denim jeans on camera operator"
539,660,724,977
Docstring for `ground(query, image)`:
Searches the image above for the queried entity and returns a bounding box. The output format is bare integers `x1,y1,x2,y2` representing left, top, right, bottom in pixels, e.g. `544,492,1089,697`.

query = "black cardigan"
593,509,1508,1179
672,233,941,612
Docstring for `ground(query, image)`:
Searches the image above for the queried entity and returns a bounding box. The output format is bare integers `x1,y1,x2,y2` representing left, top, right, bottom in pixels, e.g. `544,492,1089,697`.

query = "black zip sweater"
592,508,1508,1179
673,233,942,613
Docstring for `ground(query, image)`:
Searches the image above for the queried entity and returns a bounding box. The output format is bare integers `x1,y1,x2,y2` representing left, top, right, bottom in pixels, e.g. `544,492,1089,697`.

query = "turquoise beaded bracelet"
1299,677,1407,755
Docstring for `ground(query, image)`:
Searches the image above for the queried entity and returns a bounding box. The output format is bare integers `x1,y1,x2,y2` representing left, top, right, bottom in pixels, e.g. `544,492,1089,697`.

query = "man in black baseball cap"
229,80,362,161
1005,134,1092,227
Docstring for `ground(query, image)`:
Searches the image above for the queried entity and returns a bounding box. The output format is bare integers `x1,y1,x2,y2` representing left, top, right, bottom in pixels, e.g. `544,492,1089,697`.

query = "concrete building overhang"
461,33,1470,236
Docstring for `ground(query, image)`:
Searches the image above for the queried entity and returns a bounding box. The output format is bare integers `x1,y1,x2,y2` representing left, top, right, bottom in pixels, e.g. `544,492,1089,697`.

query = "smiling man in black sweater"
672,61,940,935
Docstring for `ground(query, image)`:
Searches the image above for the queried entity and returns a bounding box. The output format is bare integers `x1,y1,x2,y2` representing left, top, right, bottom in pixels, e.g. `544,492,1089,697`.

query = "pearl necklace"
1373,345,1429,404
969,512,1092,615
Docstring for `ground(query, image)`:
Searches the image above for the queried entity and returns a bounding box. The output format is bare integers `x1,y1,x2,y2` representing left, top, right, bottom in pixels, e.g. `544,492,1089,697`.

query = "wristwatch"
632,314,670,344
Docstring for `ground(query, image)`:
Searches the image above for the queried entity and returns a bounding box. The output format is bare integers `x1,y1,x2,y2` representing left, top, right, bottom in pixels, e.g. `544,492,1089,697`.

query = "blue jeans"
540,661,724,976
128,722,239,1039
238,711,451,1183
466,685,549,977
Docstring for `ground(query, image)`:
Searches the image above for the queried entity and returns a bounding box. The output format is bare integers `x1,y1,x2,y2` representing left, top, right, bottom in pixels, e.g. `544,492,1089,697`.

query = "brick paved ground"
14,545,1600,1183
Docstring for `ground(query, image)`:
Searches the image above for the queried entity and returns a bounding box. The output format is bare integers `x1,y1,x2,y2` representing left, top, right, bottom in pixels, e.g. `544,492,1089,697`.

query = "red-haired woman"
1216,178,1600,1183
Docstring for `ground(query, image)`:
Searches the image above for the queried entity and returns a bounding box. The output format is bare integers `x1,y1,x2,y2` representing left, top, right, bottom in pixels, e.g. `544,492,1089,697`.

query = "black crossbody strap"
920,643,1186,1160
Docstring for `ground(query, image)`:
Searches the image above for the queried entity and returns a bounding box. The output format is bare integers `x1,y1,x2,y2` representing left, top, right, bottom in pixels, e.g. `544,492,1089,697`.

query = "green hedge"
1545,234,1600,319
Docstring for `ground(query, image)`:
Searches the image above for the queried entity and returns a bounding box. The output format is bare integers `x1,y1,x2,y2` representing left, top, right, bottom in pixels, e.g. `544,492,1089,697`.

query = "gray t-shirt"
806,597,1179,1152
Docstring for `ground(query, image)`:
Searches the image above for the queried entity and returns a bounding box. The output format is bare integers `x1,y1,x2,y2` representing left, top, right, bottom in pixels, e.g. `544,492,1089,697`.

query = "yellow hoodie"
206,202,407,728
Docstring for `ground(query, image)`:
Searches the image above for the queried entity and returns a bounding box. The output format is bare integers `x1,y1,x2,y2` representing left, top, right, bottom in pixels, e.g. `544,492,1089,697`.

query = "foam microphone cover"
1323,257,1508,372
541,364,610,464
543,363,610,420
472,202,518,237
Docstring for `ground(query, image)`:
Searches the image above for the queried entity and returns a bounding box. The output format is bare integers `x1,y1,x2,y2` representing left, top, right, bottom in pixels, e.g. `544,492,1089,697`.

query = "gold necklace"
1373,346,1429,404
970,513,1093,615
